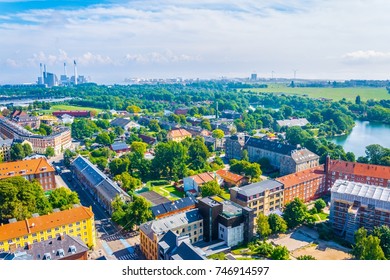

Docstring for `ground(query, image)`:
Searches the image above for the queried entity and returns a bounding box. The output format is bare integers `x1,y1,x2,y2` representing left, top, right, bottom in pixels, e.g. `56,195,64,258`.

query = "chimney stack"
64,62,67,76
73,60,78,85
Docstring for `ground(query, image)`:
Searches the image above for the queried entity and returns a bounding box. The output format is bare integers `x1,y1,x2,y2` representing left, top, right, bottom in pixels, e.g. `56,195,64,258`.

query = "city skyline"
1,0,390,84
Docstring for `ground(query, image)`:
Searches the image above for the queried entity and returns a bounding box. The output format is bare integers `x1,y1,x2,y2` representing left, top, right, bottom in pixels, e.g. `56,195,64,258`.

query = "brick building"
276,165,326,204
324,156,390,189
0,158,56,190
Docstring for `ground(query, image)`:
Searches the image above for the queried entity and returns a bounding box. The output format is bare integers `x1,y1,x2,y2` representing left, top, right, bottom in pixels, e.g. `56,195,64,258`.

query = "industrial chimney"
64,62,67,77
40,63,43,85
73,60,78,85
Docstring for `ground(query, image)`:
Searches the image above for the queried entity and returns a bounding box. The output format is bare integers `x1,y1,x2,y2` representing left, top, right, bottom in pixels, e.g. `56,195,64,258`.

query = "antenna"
40,63,43,84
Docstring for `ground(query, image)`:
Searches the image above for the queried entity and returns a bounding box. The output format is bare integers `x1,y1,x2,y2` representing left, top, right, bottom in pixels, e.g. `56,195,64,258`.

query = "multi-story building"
71,155,131,215
0,118,71,155
139,209,204,260
0,206,96,252
325,156,390,189
225,134,246,160
0,138,13,162
197,196,254,246
230,180,284,220
167,128,192,142
276,165,326,204
329,179,390,243
11,110,40,129
0,234,89,260
158,230,206,260
0,158,56,191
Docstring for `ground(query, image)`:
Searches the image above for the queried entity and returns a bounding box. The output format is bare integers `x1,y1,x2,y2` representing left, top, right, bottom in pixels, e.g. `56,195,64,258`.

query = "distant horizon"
1,1,390,84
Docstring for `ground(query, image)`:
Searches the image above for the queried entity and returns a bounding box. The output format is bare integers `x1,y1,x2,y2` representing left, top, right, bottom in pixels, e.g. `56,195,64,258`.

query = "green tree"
314,198,326,213
112,195,152,230
64,149,76,168
201,119,212,130
373,225,390,259
131,141,148,157
23,143,33,157
188,138,210,171
45,146,55,158
201,179,223,197
10,143,25,160
48,187,80,210
256,213,272,239
148,119,161,132
95,132,113,146
285,126,310,146
151,141,188,181
346,152,356,162
109,157,130,176
114,172,141,193
282,198,308,229
271,245,290,260
268,213,288,234
39,123,52,135
297,255,316,260
71,119,99,139
242,149,249,161
353,227,386,260
126,105,141,113
355,95,361,105
212,129,225,139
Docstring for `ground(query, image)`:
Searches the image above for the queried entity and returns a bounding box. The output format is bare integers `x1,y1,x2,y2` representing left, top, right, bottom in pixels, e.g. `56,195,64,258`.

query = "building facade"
329,180,390,243
0,138,13,162
325,156,390,190
71,155,131,215
276,165,326,204
139,209,204,260
0,206,96,252
246,137,319,176
167,128,192,142
197,196,254,247
0,118,71,155
0,158,56,190
230,180,284,220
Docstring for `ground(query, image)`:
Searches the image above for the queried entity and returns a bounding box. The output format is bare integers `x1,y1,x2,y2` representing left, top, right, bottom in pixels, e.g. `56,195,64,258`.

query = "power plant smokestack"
73,60,78,85
64,62,67,76
44,64,47,79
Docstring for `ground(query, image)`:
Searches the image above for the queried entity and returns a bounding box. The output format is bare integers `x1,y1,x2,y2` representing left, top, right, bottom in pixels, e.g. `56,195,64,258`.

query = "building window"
76,222,80,225
47,229,51,233
32,233,37,237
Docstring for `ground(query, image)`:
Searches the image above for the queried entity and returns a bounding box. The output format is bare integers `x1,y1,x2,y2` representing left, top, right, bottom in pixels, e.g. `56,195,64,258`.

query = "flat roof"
331,179,390,202
231,179,283,197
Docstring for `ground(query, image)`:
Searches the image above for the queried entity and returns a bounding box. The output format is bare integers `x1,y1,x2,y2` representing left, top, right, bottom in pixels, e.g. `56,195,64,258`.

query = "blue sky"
1,0,390,84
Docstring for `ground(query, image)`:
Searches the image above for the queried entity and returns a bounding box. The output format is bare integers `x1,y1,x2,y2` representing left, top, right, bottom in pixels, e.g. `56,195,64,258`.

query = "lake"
330,120,390,157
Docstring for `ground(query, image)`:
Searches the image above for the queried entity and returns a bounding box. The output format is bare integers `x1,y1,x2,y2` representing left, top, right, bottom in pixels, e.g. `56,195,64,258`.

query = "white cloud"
343,50,390,61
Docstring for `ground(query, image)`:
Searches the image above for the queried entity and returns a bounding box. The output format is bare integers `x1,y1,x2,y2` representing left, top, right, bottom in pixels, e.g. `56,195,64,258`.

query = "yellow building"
0,206,95,252
139,209,203,260
166,128,192,142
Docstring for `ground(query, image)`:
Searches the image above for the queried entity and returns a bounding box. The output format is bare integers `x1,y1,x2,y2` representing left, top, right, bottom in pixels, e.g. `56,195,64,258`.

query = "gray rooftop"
232,179,283,197
140,209,202,239
277,118,309,127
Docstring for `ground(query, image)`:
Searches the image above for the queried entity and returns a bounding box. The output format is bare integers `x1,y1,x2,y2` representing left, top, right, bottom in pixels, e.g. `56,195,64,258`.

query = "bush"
149,180,170,186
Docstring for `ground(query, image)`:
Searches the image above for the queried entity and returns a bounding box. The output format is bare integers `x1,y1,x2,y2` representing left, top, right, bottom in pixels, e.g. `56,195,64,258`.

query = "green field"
43,104,103,114
150,185,184,201
248,84,390,102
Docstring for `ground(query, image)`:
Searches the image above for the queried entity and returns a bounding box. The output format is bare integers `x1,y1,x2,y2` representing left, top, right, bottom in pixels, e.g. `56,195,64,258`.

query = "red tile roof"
190,172,216,185
328,159,390,180
216,169,244,183
0,158,54,179
167,129,192,139
276,165,325,188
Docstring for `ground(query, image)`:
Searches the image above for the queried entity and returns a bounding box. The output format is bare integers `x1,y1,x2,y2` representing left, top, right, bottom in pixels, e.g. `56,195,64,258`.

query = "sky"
0,0,390,84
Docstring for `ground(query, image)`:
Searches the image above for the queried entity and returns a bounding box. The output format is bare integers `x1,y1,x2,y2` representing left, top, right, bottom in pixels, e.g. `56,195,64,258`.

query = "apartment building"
329,179,390,243
139,209,203,260
0,118,71,155
0,206,95,252
0,138,13,162
325,156,390,190
230,180,284,220
276,165,326,204
0,158,56,190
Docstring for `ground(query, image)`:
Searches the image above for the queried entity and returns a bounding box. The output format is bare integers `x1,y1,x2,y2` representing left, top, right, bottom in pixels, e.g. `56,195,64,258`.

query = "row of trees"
353,226,390,260
0,177,80,223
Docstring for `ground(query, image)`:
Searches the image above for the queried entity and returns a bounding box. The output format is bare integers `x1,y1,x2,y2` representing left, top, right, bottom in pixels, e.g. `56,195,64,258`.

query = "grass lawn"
220,187,231,200
42,104,103,114
247,84,390,102
150,185,184,201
